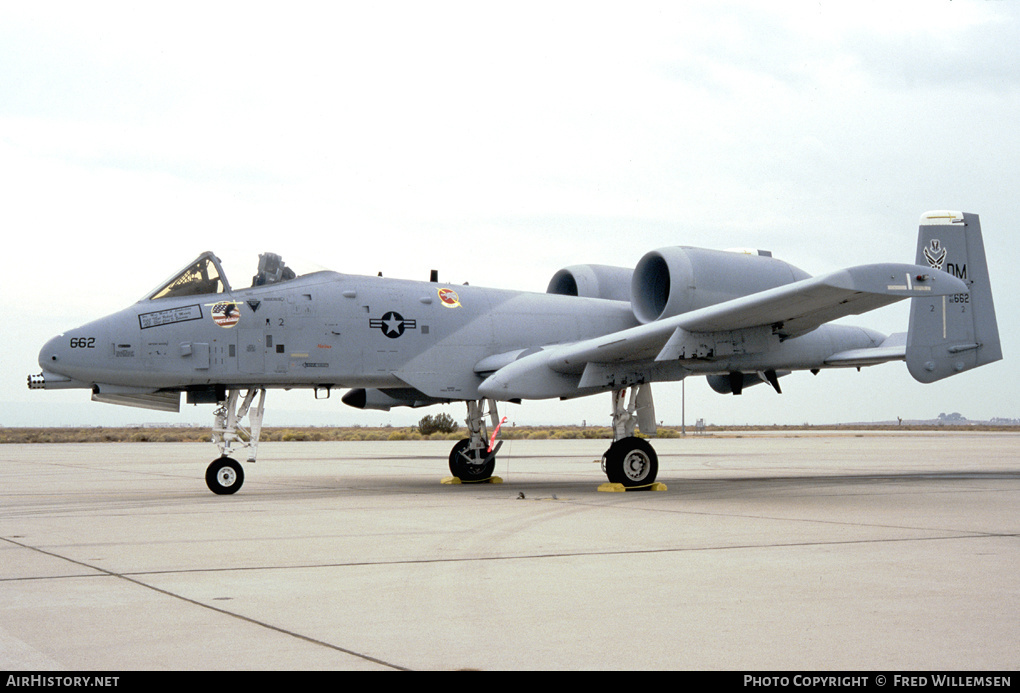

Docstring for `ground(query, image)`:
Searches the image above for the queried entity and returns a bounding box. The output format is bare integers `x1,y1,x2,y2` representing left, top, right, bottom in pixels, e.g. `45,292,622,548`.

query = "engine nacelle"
630,247,810,323
547,264,633,301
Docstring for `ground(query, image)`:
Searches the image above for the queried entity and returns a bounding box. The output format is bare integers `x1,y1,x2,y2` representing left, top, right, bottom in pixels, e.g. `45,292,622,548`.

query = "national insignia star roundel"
369,311,417,339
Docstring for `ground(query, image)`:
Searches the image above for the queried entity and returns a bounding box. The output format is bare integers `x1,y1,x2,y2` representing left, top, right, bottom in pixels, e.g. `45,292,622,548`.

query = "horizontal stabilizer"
825,332,906,367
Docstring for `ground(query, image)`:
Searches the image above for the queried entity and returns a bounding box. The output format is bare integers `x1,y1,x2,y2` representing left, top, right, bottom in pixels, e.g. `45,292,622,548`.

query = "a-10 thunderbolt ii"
29,211,1000,494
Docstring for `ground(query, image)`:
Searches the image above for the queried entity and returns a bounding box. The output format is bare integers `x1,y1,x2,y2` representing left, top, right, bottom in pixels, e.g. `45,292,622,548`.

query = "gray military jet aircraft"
29,211,1000,494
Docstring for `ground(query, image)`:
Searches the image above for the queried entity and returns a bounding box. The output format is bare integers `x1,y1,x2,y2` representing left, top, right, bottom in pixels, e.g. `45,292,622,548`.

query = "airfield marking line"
572,500,1020,537
0,535,411,671
4,532,1016,584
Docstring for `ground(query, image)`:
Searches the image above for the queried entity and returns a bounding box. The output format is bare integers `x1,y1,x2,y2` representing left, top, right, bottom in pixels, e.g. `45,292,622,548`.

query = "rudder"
906,211,1002,383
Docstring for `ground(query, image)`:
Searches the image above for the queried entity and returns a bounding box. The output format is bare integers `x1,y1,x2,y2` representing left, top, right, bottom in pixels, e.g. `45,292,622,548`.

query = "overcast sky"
2,1,1017,429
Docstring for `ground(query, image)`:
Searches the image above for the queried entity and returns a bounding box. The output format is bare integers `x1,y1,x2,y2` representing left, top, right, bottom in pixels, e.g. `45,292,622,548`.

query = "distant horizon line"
3,420,1019,430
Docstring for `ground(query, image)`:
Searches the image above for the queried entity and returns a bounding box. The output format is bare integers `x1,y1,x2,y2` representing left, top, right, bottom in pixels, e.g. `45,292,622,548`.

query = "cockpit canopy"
145,251,299,301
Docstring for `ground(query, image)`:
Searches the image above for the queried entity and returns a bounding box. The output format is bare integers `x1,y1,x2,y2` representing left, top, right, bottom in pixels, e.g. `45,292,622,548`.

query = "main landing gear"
448,398,502,482
445,389,660,488
206,388,266,495
601,384,659,488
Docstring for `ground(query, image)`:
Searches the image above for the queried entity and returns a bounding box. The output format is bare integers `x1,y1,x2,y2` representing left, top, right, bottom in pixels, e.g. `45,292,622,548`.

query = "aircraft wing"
546,262,964,372
478,263,966,400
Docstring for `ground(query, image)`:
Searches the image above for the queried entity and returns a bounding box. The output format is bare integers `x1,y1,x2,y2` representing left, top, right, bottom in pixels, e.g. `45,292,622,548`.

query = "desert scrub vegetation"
5,424,996,444
416,413,458,436
9,423,993,445
0,427,211,444
0,425,640,444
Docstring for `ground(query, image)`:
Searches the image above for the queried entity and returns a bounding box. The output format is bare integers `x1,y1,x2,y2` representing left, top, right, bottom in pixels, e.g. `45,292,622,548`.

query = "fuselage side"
38,271,640,399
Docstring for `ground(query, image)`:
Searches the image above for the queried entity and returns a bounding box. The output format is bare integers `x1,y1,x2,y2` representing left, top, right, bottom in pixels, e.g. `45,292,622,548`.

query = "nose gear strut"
206,388,266,494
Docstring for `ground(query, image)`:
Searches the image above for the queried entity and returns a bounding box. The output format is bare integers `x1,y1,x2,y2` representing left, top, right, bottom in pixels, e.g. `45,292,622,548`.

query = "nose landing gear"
205,388,266,495
206,457,244,495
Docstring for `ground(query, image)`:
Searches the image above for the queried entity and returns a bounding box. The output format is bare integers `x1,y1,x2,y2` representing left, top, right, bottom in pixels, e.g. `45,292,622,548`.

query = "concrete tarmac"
1,432,1017,671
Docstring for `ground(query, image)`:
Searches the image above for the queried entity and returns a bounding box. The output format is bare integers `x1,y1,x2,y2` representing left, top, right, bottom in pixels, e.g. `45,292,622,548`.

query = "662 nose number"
69,337,96,348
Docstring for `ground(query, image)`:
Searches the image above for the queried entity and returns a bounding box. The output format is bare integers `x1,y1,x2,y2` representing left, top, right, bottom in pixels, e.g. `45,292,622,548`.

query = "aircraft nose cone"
38,333,86,382
38,334,66,371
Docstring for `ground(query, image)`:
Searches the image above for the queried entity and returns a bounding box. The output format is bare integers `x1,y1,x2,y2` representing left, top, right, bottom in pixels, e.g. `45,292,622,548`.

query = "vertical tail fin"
906,211,1001,383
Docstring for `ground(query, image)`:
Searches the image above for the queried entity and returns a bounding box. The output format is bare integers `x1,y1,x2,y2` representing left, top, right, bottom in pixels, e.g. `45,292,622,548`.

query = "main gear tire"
603,437,658,487
448,438,496,482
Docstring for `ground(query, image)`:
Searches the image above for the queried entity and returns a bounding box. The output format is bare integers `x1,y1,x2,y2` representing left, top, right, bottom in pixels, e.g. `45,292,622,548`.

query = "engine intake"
630,247,810,323
547,264,633,301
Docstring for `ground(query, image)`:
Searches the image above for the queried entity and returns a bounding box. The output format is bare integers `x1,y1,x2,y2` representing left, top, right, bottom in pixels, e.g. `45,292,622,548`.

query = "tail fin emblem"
923,239,947,270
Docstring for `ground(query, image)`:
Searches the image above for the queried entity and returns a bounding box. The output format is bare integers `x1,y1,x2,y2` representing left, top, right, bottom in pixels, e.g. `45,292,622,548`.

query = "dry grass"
0,423,1009,444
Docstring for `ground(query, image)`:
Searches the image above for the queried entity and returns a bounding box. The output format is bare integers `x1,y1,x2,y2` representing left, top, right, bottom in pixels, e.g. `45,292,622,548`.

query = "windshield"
145,251,303,301
146,252,229,300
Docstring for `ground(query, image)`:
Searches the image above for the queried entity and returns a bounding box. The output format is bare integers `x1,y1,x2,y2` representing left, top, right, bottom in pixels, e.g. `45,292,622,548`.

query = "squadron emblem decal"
923,239,947,271
438,288,461,308
370,311,417,338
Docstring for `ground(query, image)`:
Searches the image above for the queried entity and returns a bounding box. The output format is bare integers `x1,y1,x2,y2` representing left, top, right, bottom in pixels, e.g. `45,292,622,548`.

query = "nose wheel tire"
206,457,244,495
603,437,658,487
